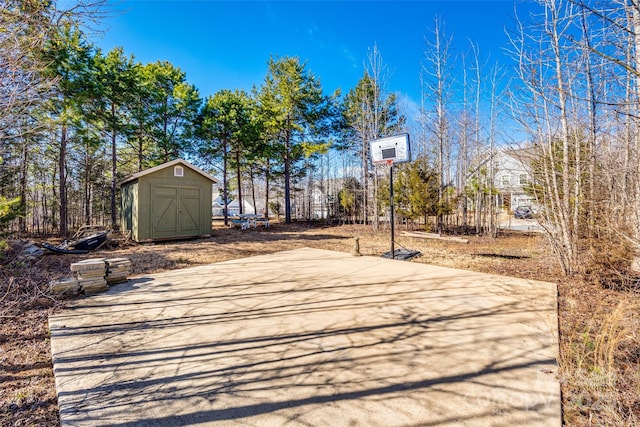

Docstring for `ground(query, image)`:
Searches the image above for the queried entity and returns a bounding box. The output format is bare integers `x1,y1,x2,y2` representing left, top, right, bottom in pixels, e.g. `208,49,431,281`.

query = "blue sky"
88,0,537,130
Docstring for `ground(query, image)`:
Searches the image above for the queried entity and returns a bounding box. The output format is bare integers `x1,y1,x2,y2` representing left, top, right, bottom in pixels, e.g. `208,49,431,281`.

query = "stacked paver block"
71,258,108,295
49,257,133,297
105,258,132,285
49,277,80,296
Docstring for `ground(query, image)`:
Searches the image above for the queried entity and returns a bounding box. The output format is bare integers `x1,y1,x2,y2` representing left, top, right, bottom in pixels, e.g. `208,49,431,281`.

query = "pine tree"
256,56,333,223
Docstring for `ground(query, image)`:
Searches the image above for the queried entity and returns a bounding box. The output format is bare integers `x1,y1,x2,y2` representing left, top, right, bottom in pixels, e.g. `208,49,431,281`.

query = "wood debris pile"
48,257,132,296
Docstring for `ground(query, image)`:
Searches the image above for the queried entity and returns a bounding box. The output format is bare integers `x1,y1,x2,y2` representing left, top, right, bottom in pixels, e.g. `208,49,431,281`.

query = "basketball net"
374,159,394,167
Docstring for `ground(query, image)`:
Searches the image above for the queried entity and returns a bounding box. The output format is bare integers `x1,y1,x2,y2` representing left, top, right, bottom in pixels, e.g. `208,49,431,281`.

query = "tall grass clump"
560,299,640,426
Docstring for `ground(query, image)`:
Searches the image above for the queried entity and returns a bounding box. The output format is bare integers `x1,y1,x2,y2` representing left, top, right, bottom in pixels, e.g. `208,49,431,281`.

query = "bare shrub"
580,235,640,293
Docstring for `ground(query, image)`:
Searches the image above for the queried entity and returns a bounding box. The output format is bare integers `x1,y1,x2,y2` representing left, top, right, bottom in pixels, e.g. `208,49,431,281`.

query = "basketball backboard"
370,133,411,165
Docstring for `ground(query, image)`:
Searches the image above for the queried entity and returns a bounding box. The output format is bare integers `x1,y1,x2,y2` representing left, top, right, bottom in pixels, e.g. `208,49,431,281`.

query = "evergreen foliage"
376,157,444,228
196,89,259,224
255,56,335,223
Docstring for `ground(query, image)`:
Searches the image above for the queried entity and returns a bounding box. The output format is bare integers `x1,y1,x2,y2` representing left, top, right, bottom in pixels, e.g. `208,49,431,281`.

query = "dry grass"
1,221,639,426
558,281,640,426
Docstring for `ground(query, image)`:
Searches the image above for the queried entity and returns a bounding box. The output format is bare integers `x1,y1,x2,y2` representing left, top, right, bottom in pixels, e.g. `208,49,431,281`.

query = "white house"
212,196,269,217
212,197,253,216
468,147,538,212
492,147,537,210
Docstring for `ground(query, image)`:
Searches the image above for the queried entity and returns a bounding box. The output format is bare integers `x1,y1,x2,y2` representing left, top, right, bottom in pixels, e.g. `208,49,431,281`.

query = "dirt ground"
1,221,638,426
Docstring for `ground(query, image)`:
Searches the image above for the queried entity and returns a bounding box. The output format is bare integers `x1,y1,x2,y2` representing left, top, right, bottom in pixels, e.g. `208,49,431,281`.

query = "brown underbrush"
1,221,638,426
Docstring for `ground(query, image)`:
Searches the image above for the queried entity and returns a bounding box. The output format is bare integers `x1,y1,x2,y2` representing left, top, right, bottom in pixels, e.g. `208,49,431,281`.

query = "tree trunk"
249,166,258,217
632,5,640,253
18,135,28,234
373,169,379,230
307,170,313,222
222,139,229,226
284,125,292,224
362,135,368,225
235,149,243,214
163,99,170,162
84,148,91,225
581,8,597,238
138,122,144,172
59,125,68,237
551,0,577,273
111,109,118,230
264,158,270,219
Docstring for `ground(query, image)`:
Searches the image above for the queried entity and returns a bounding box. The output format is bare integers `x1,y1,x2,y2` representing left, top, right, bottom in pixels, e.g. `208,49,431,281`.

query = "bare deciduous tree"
421,16,455,233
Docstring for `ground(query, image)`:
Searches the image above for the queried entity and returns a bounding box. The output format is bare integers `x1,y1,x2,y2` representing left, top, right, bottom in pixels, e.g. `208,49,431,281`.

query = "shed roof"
120,159,218,186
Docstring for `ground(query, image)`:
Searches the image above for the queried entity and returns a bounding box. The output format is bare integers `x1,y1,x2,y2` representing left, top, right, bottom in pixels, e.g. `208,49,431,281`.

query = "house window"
174,166,184,177
501,175,511,186
519,174,529,185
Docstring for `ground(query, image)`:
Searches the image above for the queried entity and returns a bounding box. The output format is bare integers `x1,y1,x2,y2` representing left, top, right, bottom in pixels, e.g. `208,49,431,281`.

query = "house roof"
213,197,254,208
120,159,218,186
504,147,537,170
468,145,538,176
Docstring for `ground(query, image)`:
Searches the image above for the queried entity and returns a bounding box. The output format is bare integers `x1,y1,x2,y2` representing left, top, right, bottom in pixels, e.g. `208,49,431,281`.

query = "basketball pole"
369,133,411,260
389,160,395,260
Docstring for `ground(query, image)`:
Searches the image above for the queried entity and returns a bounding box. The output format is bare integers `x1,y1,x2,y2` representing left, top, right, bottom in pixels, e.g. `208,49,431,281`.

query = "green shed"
120,159,217,242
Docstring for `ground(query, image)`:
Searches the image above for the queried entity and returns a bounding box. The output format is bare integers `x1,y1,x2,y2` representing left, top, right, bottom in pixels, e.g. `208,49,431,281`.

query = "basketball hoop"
369,133,411,165
369,133,412,261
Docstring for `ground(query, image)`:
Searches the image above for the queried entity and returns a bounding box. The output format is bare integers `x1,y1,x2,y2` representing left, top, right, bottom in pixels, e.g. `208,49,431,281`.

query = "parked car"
514,206,534,219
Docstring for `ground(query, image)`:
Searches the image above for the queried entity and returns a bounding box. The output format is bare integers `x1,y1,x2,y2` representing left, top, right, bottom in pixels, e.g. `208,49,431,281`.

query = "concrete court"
49,247,561,427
